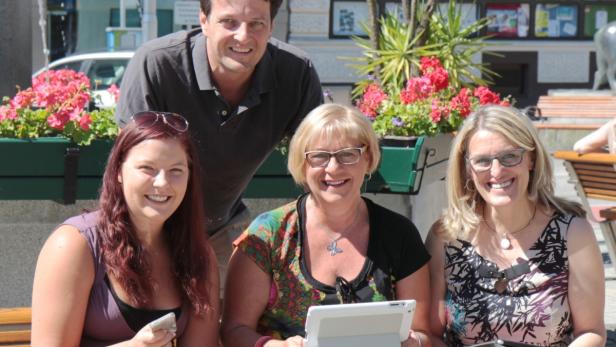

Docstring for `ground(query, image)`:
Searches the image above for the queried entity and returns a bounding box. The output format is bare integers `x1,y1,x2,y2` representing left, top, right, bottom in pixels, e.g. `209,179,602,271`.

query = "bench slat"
583,181,616,190
0,330,30,344
0,308,30,326
600,207,616,220
554,151,616,164
585,187,616,198
573,164,616,174
578,174,616,184
533,123,601,130
575,169,616,179
587,192,616,201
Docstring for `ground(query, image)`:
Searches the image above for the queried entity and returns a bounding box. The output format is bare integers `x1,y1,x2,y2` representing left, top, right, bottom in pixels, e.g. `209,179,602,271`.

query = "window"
87,60,129,90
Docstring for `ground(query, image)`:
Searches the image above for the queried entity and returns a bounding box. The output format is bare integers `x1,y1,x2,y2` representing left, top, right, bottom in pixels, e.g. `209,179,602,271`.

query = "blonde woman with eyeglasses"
426,105,605,346
221,103,431,347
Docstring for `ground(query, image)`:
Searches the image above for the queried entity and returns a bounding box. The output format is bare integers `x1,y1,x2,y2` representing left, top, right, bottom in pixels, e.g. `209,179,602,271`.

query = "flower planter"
246,134,453,198
0,138,113,203
0,134,453,202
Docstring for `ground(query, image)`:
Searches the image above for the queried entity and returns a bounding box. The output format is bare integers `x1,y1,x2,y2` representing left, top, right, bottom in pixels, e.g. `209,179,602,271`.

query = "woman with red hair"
31,111,219,346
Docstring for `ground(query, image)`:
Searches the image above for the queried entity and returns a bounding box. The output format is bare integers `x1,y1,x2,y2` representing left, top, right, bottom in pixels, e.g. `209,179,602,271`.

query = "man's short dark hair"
200,0,283,21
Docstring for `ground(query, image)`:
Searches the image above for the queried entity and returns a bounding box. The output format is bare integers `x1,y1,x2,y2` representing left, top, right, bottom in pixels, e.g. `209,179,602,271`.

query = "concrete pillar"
141,0,158,43
0,0,34,97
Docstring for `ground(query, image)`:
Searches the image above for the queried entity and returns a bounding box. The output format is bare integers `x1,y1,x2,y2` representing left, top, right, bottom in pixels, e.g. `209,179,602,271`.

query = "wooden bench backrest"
0,307,31,347
537,95,616,119
552,151,616,202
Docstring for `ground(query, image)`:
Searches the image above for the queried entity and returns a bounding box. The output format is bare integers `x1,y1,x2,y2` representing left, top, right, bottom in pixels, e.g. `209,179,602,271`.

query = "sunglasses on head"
130,111,189,132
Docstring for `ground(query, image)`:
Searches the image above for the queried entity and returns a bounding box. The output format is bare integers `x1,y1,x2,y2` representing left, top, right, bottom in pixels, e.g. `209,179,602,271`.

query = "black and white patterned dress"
444,212,574,346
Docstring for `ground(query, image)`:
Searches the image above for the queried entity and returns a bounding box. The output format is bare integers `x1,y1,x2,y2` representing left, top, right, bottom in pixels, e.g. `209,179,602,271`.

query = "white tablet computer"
304,300,416,347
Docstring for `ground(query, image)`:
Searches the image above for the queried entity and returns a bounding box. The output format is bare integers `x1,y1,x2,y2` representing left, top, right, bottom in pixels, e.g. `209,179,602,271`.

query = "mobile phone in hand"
147,312,177,333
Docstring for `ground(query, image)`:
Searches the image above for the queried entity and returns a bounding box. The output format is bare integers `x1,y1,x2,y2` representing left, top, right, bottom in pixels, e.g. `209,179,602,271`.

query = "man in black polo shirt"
116,0,323,290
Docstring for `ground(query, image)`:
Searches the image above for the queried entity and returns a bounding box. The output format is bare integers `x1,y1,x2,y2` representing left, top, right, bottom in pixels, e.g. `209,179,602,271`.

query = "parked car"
33,51,134,108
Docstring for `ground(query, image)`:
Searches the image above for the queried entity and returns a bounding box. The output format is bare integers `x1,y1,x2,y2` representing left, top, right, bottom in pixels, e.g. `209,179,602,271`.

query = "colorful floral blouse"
444,212,575,346
234,194,430,340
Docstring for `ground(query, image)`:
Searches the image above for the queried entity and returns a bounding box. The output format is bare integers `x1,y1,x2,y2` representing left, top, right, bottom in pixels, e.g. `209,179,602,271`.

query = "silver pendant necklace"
319,203,362,256
327,237,344,256
483,204,537,250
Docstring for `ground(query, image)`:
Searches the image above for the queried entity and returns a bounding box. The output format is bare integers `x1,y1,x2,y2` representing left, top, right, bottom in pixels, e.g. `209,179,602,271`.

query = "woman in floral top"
426,105,605,346
221,104,431,347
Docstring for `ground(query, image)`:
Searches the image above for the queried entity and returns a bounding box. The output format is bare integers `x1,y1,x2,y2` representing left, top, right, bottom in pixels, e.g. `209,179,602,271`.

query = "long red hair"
97,117,211,314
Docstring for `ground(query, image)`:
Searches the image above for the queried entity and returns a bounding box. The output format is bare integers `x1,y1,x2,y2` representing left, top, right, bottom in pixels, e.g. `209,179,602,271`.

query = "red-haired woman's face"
118,138,189,232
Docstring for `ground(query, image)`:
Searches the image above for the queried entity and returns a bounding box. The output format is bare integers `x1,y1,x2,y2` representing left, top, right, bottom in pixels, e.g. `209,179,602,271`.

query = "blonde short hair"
441,105,584,240
287,103,381,186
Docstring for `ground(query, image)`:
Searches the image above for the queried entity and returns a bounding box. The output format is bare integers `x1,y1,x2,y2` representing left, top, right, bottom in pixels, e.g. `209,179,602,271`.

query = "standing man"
116,0,323,291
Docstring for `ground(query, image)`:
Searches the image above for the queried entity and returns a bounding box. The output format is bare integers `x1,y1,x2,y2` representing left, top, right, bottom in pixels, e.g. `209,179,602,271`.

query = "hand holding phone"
147,312,177,333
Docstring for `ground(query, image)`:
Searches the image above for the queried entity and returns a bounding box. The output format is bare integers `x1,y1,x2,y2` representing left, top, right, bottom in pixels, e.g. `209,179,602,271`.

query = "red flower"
357,83,388,119
474,86,501,105
79,113,92,131
400,77,434,104
450,88,472,117
47,111,70,130
420,56,443,74
427,67,449,92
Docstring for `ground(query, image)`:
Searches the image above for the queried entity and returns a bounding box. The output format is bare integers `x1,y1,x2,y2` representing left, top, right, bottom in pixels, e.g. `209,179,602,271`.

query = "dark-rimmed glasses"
466,148,526,173
304,147,366,168
130,111,189,132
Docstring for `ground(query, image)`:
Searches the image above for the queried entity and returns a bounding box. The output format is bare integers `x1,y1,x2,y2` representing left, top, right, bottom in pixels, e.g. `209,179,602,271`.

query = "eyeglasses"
304,146,366,168
466,148,526,172
130,111,189,132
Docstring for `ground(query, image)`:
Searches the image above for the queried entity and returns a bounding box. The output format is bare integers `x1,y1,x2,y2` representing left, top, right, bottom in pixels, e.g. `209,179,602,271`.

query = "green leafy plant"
346,0,506,137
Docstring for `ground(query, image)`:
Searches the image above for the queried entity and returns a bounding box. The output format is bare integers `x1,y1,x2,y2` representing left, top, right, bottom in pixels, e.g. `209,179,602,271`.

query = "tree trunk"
366,0,380,79
416,0,436,47
401,0,411,24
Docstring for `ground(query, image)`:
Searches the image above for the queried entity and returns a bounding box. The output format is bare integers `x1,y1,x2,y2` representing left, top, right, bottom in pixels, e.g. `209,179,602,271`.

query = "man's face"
200,0,273,79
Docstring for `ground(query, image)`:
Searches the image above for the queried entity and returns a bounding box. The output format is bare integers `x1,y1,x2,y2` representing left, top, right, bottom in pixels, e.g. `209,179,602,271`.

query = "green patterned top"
234,194,430,339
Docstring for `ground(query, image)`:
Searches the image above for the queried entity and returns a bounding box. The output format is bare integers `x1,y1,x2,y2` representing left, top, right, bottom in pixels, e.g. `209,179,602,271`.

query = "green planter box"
245,136,432,198
0,138,113,202
0,135,445,202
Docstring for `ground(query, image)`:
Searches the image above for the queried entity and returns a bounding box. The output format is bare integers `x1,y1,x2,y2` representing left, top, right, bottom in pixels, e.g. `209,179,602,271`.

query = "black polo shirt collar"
191,33,275,96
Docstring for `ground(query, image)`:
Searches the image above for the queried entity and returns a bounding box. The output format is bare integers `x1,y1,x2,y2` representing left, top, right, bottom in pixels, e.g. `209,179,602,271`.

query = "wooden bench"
552,150,616,270
529,95,616,130
0,307,31,347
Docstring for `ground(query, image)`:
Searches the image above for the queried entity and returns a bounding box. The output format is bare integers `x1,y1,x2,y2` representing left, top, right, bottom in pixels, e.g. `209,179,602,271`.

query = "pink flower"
474,87,501,105
108,84,120,102
79,113,92,131
450,88,472,117
430,99,450,123
357,83,388,119
10,90,34,109
0,105,17,121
